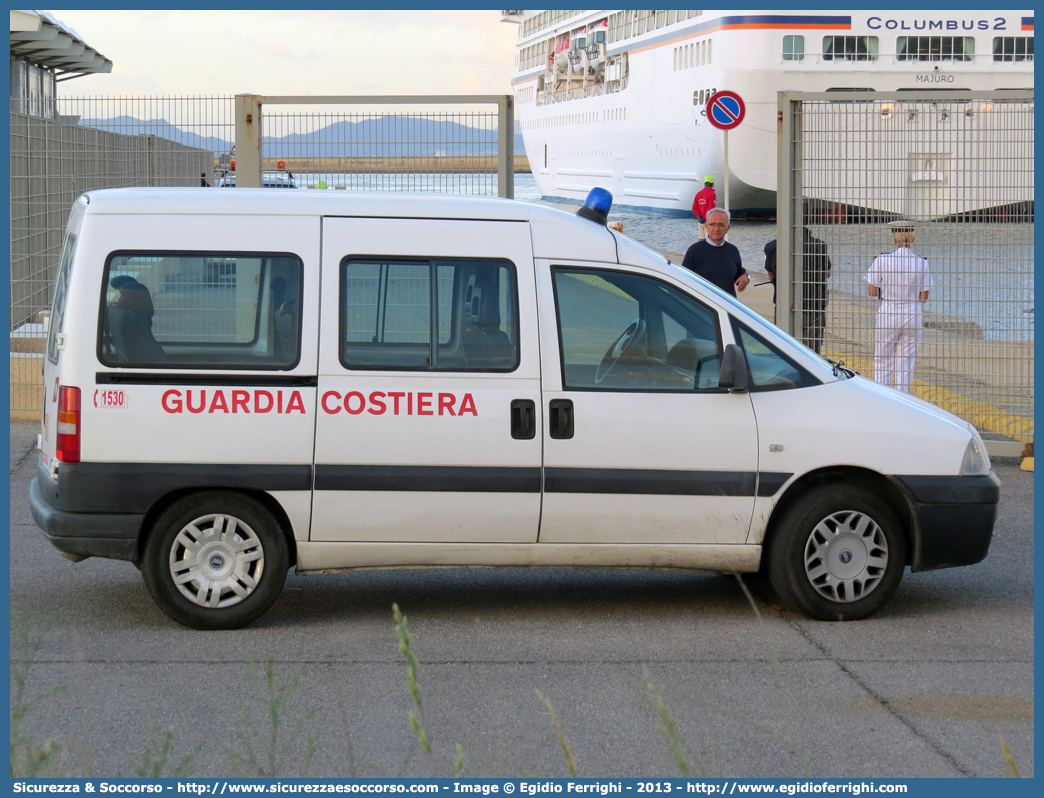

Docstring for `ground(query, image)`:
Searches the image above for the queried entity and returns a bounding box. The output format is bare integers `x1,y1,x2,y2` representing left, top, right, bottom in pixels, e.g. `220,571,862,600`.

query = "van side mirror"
718,343,748,392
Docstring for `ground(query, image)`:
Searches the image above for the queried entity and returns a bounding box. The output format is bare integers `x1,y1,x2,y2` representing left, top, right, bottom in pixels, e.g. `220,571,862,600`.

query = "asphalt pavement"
8,419,1034,778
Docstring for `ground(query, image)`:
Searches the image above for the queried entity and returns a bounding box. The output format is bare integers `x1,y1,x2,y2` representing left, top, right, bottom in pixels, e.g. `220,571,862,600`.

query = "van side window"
552,267,722,391
731,319,818,391
341,258,519,372
98,252,302,369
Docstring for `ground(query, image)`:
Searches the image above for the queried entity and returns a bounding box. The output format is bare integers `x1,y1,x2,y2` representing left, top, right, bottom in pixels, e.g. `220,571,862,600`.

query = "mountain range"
76,115,526,157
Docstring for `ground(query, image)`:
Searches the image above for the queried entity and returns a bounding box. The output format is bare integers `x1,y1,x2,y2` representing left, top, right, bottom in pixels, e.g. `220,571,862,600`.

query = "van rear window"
98,252,302,369
46,232,78,364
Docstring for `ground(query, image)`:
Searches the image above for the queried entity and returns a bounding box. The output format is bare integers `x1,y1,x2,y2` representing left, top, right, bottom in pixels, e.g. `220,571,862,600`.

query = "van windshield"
675,267,837,381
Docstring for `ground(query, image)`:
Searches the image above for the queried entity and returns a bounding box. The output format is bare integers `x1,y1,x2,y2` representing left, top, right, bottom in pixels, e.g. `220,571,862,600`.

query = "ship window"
783,35,805,61
897,36,974,61
823,35,879,61
708,39,712,63
993,37,1034,62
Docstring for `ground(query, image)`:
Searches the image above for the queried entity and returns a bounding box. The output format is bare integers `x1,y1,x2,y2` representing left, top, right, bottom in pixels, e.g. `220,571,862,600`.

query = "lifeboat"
586,20,607,69
554,35,570,69
569,28,587,73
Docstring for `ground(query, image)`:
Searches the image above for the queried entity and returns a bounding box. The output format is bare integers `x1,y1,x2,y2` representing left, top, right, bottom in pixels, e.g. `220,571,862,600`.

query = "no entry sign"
707,91,746,130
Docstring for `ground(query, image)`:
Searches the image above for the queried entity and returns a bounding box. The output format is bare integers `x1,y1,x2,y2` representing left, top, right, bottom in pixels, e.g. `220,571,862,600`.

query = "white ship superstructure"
503,10,1034,215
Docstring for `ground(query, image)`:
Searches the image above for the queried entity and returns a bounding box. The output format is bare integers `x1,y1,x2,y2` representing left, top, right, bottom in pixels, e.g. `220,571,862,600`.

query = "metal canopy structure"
9,9,112,79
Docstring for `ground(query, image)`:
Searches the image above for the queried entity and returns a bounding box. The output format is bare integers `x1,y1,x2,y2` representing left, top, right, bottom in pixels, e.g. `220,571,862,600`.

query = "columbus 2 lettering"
161,388,306,414
868,16,1007,30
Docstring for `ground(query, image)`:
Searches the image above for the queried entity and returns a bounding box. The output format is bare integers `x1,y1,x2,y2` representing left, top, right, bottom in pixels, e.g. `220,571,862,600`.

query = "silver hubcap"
803,510,888,603
169,513,265,608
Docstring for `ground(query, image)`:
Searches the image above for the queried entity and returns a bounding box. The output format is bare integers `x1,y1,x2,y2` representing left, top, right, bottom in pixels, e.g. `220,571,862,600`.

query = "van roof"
82,187,535,222
77,187,661,266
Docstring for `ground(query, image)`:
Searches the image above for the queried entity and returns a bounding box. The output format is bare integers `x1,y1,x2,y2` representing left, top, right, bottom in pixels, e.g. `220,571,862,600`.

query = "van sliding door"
313,218,542,543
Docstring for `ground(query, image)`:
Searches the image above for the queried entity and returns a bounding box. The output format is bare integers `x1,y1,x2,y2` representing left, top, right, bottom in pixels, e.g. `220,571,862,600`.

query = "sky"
49,10,521,96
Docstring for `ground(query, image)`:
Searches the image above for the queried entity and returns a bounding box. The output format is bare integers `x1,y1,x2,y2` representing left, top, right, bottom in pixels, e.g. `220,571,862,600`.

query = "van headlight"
959,434,991,476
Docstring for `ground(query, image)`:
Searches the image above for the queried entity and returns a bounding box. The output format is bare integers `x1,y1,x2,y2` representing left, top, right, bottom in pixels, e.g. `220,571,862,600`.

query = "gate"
232,94,514,198
776,89,1033,456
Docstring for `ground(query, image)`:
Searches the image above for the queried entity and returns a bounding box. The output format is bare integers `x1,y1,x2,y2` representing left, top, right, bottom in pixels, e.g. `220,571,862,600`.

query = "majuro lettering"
867,17,1006,30
161,389,306,414
321,390,478,417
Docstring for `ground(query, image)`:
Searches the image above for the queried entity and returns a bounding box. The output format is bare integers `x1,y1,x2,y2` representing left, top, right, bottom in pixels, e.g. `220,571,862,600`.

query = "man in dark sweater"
680,208,748,296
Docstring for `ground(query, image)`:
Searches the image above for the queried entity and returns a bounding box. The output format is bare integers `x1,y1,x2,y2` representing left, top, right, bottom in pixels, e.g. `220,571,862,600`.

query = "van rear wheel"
141,492,288,630
767,484,904,621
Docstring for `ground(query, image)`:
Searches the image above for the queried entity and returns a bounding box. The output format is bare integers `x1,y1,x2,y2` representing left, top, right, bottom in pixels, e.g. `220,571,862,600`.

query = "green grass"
122,715,201,778
229,662,318,778
10,608,66,778
393,603,464,775
9,598,1027,777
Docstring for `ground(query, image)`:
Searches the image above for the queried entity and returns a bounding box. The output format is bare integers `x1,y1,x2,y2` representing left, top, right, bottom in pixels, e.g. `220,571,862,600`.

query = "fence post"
234,94,262,188
145,134,155,187
497,94,514,199
775,91,794,334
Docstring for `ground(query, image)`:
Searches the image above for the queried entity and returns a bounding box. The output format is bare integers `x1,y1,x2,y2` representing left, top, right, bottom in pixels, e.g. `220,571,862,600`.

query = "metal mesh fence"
257,103,505,195
779,91,1033,446
9,94,513,416
9,96,234,416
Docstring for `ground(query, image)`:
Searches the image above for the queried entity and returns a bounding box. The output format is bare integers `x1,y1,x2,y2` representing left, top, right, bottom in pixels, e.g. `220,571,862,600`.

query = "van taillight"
56,386,81,463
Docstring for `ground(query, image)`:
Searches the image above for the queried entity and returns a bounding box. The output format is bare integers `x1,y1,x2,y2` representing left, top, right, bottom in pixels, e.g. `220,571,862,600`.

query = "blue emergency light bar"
576,187,613,226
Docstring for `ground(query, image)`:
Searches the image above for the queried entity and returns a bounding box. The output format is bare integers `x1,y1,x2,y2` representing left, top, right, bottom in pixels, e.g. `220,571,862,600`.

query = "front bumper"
29,476,143,562
890,471,1001,572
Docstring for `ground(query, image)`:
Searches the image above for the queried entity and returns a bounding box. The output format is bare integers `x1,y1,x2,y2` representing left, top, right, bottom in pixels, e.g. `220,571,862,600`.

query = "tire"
141,491,289,630
767,484,905,621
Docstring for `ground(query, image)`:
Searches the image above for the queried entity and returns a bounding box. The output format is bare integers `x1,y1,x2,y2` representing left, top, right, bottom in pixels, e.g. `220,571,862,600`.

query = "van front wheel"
767,485,904,621
141,492,288,630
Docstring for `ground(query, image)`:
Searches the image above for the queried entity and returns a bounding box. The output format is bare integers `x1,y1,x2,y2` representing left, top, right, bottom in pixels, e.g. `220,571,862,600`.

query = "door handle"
549,398,574,440
510,399,536,440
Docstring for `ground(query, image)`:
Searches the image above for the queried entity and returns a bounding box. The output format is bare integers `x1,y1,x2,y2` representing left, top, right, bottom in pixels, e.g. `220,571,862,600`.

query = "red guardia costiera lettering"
321,390,477,416
161,389,306,414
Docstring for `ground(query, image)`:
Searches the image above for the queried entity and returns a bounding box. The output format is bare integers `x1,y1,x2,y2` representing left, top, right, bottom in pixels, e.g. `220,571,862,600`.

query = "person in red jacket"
692,175,717,240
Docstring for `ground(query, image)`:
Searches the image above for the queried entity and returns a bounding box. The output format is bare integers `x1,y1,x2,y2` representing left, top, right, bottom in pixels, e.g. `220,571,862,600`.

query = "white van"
30,188,999,629
215,172,297,189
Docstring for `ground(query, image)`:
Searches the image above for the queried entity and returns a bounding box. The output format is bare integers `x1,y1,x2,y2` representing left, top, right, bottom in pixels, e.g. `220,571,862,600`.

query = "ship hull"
508,10,1034,216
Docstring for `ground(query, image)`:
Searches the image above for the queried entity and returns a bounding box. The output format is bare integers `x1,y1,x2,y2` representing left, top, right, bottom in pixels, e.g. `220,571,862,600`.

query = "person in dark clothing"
762,228,831,353
763,239,777,313
110,282,167,363
800,227,831,354
200,172,209,187
680,208,748,296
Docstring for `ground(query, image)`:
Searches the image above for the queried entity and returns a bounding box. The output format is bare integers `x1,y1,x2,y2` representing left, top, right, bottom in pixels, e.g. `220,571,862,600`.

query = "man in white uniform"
865,222,934,393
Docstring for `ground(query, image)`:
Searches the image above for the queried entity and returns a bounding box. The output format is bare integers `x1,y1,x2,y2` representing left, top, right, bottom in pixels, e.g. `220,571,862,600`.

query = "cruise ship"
503,10,1034,215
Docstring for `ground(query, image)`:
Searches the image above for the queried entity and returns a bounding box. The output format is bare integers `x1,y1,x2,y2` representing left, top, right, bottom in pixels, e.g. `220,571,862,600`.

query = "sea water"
292,172,1033,341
